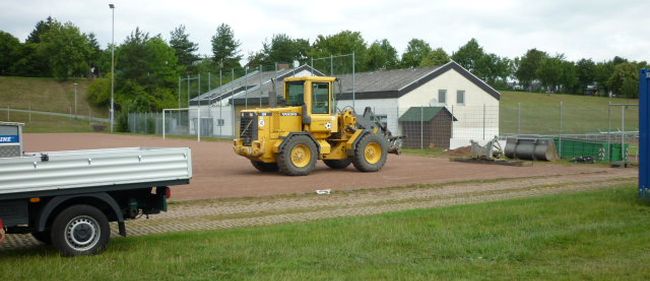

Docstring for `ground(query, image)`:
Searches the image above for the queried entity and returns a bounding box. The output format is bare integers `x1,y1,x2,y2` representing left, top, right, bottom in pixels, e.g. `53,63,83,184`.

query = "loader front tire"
353,133,387,172
323,159,352,169
278,135,317,176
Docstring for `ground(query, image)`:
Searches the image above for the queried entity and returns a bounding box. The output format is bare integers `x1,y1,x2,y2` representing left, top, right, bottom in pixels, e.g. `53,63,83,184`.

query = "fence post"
517,102,521,135
163,110,166,140
450,105,454,139
559,101,563,158
29,103,32,123
622,106,625,162
607,102,611,162
482,104,486,140
420,107,424,149
197,107,201,142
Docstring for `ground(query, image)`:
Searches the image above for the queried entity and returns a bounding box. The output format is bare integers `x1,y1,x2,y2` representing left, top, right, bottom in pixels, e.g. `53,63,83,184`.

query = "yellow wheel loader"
233,76,402,176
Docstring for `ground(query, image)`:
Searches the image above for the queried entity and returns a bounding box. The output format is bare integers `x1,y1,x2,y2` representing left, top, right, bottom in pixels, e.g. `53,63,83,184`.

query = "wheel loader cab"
284,77,338,135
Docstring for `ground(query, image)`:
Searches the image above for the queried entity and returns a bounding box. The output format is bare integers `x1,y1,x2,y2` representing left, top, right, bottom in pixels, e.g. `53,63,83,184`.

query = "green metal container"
554,138,628,162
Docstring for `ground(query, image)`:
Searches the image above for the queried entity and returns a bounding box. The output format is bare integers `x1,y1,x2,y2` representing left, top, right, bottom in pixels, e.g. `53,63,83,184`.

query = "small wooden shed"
399,106,456,149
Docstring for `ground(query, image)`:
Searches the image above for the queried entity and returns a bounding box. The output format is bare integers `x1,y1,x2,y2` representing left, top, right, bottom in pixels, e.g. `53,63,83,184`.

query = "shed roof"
398,106,457,122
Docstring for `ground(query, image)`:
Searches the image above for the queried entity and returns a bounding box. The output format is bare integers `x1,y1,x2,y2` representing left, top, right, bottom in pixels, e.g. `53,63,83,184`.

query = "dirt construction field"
22,133,635,201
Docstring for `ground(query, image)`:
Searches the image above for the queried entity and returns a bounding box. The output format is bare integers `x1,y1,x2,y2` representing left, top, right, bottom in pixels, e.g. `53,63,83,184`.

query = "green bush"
86,77,110,107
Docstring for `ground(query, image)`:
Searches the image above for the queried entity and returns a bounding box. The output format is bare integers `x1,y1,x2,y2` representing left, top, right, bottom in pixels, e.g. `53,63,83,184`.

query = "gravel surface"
22,133,629,200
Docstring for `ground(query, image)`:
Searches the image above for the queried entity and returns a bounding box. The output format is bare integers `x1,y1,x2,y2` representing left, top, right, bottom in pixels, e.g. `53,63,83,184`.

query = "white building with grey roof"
335,61,501,149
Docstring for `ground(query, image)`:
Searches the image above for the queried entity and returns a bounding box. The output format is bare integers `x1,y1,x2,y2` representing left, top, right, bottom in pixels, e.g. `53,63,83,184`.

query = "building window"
457,90,465,105
438,89,447,104
217,119,225,126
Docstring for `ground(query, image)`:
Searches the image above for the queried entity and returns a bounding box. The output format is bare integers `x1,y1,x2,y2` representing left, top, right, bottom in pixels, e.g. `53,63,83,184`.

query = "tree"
608,62,640,98
576,58,596,91
420,48,449,67
86,33,103,74
515,48,547,90
310,30,368,73
40,21,94,80
112,27,180,112
169,25,199,72
26,16,56,44
451,38,485,73
401,39,431,68
0,31,21,75
211,23,242,70
536,54,564,91
365,39,398,71
559,60,578,93
248,34,311,68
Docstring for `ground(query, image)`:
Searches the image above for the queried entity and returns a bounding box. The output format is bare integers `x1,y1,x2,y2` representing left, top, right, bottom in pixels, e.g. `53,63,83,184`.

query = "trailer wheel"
251,160,279,172
353,134,388,172
278,135,317,176
323,159,352,169
31,230,52,245
51,205,110,257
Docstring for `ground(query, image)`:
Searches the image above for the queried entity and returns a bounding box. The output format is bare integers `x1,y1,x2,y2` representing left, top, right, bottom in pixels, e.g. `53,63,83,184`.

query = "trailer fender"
36,192,127,236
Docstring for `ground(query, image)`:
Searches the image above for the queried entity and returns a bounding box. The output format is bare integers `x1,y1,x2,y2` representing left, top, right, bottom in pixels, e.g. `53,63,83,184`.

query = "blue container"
640,69,650,199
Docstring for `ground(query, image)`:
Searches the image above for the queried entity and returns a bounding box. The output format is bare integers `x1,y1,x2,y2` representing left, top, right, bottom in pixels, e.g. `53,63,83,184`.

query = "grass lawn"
2,111,97,133
1,185,649,280
500,91,638,134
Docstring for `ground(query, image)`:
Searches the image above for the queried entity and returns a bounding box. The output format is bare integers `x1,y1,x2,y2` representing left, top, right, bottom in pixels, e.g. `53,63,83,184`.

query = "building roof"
398,106,457,122
190,64,323,106
336,61,501,101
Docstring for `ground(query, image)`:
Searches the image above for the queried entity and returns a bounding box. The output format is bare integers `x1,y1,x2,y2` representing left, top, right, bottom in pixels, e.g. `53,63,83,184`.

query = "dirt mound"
448,146,471,157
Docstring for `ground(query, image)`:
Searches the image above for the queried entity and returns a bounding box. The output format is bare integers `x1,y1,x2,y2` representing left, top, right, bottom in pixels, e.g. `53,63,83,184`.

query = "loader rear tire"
278,135,317,176
251,161,279,172
323,159,352,169
353,133,387,172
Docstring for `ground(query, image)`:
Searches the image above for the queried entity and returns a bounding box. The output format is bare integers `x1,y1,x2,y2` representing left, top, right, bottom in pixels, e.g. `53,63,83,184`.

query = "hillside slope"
0,76,109,132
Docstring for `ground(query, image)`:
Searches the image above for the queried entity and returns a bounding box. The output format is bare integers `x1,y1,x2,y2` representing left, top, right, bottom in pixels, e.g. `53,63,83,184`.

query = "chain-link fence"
126,58,639,164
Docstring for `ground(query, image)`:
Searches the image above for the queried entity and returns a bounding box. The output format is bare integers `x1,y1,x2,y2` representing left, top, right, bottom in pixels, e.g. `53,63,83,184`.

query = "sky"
1,0,648,63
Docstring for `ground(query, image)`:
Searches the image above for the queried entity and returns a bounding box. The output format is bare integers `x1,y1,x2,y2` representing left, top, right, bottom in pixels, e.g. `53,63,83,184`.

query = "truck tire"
278,135,317,176
352,133,388,172
32,230,52,245
251,161,279,172
50,204,110,257
323,159,352,169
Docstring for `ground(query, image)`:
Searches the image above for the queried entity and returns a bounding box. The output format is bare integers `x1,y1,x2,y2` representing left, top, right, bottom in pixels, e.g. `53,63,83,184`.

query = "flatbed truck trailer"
0,122,192,256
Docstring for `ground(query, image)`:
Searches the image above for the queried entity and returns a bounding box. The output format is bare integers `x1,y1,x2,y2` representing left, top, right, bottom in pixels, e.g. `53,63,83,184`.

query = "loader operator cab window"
312,82,330,114
286,82,305,106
